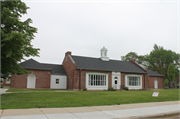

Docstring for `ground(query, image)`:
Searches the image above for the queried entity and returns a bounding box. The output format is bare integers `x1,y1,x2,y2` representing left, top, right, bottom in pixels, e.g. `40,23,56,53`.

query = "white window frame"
56,79,59,84
86,72,108,90
125,74,142,89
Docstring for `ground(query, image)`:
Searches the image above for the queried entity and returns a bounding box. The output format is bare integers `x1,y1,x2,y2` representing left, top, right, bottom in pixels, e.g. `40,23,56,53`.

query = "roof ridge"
71,55,125,62
41,63,62,66
19,58,40,64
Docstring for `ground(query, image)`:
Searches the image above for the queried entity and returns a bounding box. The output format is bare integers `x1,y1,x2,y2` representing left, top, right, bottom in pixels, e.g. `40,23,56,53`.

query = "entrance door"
154,79,158,89
112,72,121,90
114,77,118,89
27,74,36,88
112,76,120,89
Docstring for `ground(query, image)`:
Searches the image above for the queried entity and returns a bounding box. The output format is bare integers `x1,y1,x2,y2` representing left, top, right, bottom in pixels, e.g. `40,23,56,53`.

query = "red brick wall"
11,69,51,89
62,52,77,90
147,76,164,89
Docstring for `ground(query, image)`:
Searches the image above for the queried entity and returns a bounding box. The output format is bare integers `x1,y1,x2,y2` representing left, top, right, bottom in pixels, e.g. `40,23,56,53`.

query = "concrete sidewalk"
0,87,10,95
0,101,179,119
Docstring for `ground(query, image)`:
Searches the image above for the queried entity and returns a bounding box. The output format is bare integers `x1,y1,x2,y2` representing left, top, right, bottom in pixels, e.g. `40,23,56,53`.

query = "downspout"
79,69,81,90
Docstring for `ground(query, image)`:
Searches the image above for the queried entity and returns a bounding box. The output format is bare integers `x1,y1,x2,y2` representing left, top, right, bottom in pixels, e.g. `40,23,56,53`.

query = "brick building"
10,47,164,90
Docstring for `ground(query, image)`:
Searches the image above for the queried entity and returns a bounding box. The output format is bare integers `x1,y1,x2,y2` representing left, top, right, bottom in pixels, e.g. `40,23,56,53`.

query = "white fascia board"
68,55,76,64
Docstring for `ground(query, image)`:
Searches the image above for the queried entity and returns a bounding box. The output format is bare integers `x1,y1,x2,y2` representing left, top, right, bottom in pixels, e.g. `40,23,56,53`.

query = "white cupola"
100,46,109,61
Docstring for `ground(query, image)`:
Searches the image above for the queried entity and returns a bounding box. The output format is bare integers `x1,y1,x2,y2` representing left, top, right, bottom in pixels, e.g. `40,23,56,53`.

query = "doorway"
27,73,36,88
154,79,158,89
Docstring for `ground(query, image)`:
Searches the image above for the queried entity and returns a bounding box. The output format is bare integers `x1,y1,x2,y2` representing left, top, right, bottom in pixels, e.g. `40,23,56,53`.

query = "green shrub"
164,79,169,86
108,87,115,91
83,88,87,91
123,87,129,91
1,86,4,88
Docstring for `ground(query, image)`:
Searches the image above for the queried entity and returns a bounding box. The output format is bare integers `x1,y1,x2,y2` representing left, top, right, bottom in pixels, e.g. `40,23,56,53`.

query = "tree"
121,52,148,68
121,44,180,80
145,45,180,78
152,44,164,51
121,52,139,61
164,79,169,88
1,0,40,77
167,63,176,88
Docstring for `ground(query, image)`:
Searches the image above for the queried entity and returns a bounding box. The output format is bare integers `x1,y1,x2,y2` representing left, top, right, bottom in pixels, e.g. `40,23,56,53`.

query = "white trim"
100,47,109,61
112,72,121,89
68,55,76,64
85,72,108,90
125,74,142,89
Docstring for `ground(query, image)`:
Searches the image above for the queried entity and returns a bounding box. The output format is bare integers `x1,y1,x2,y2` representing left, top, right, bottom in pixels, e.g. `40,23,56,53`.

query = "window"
104,52,106,56
115,80,117,84
88,74,106,86
56,79,59,84
127,76,140,86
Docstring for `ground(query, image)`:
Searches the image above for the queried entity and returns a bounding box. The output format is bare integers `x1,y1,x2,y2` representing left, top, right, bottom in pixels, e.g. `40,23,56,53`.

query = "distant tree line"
121,44,180,88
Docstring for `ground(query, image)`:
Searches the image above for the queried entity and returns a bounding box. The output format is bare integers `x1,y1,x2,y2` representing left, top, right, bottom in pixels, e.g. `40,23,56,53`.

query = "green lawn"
6,88,70,92
1,89,179,109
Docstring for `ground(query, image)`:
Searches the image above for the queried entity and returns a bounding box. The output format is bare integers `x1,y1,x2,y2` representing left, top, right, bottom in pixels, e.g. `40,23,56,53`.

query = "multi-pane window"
88,74,106,86
127,76,140,86
56,79,59,84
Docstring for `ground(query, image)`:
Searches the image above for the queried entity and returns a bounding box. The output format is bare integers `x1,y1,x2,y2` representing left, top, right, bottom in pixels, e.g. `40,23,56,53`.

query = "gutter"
75,68,147,74
148,75,165,77
23,67,52,71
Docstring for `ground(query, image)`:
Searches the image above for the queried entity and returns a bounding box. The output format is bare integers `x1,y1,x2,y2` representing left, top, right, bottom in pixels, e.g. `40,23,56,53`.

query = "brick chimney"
65,51,71,56
129,59,136,63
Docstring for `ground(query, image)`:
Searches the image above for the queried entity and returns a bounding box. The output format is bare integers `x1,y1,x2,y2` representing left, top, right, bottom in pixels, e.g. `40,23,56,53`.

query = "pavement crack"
0,109,3,119
39,108,49,119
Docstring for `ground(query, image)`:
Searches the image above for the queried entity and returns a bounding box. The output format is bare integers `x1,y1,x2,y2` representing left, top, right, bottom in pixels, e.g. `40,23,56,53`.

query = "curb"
115,111,180,119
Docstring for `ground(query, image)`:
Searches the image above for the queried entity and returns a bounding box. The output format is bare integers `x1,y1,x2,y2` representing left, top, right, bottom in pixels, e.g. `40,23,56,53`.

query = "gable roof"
71,55,164,76
19,59,66,75
71,55,147,74
147,69,164,77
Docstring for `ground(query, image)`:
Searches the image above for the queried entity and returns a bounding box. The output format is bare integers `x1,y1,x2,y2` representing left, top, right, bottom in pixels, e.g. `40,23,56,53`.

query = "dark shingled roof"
71,55,164,76
71,55,147,74
19,59,66,75
147,69,164,77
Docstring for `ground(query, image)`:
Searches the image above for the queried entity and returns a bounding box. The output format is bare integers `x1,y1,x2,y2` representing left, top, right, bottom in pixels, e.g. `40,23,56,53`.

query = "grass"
1,89,179,109
6,88,71,92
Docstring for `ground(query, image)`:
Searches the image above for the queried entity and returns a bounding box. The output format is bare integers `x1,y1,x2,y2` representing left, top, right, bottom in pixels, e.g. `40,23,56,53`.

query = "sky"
22,0,179,64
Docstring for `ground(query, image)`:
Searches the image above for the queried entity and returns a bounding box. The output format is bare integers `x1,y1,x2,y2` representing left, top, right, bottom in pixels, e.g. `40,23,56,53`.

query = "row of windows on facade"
87,74,141,86
55,75,141,86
